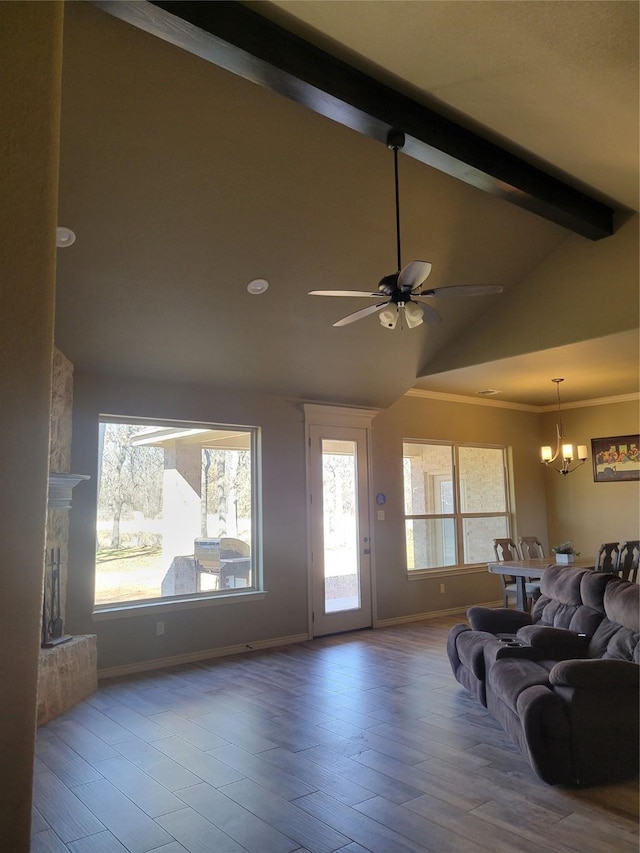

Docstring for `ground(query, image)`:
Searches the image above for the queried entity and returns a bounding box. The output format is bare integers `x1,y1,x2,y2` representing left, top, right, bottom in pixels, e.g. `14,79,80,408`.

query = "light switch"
377,510,385,521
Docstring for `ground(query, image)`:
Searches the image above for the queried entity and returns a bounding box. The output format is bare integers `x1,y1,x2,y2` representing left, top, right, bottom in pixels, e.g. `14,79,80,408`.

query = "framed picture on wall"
591,434,640,482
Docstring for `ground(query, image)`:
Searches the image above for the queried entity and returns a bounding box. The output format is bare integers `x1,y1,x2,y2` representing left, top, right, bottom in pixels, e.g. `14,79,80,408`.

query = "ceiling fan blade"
309,290,380,298
416,283,504,297
398,260,432,291
333,301,389,327
411,301,442,325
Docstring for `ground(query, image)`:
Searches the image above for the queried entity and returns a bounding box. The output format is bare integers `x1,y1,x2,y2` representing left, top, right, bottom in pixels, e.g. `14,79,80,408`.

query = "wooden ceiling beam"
94,0,615,240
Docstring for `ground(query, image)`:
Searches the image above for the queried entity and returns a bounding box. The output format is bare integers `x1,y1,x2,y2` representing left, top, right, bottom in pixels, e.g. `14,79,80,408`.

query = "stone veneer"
37,635,97,725
47,348,74,623
37,348,97,724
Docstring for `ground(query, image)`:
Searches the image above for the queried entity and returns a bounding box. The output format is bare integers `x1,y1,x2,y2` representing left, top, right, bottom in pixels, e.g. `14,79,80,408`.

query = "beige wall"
542,398,640,556
67,376,555,669
371,394,548,619
67,373,310,671
0,3,63,848
64,366,638,670
426,212,639,374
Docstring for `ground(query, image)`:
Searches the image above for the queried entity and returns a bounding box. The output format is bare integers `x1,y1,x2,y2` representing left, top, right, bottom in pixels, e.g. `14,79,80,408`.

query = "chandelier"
540,379,588,475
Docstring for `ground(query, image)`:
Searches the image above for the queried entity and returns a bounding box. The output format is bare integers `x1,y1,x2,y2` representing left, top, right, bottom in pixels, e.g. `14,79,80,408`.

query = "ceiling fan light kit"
379,305,398,329
403,301,424,328
309,130,503,329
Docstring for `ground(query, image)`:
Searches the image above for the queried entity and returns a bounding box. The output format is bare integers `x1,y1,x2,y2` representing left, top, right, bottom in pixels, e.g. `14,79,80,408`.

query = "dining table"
487,557,596,611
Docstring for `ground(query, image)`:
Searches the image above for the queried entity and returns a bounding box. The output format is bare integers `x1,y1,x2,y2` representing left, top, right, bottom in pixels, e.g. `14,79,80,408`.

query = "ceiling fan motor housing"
378,273,399,294
308,127,501,328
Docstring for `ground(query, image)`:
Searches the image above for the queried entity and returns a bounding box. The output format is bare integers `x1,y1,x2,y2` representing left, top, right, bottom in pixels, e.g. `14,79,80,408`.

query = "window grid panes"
95,418,258,607
403,441,510,570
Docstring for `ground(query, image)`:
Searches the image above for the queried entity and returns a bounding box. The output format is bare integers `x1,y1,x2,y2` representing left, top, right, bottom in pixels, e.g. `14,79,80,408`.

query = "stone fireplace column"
37,349,96,724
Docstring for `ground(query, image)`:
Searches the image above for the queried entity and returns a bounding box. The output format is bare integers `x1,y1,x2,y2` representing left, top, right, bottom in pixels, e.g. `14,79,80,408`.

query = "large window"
403,441,510,571
95,418,258,607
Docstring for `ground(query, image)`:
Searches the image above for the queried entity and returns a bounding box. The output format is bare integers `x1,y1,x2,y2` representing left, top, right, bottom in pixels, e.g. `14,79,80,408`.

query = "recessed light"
477,389,500,396
56,226,76,247
247,278,269,295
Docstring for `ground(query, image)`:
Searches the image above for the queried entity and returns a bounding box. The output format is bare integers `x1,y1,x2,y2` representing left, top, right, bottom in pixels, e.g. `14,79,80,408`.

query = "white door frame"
303,404,378,638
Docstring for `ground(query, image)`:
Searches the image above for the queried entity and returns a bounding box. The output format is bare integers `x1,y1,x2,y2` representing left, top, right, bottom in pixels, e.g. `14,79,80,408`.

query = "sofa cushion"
588,578,640,661
604,625,640,663
532,566,611,636
532,566,586,627
579,570,613,612
604,577,640,631
550,658,640,689
538,565,585,604
486,658,555,714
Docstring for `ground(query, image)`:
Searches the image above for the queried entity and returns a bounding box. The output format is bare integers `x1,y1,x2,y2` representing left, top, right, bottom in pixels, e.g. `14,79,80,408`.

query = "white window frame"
93,415,262,616
403,440,512,575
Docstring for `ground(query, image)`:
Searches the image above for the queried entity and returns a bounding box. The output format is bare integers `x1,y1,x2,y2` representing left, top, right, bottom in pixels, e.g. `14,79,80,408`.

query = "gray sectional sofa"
447,565,639,785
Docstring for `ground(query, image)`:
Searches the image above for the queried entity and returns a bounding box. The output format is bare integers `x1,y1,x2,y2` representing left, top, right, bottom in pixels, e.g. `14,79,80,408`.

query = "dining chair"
518,536,546,559
594,542,621,573
493,538,520,562
617,541,640,582
493,538,540,609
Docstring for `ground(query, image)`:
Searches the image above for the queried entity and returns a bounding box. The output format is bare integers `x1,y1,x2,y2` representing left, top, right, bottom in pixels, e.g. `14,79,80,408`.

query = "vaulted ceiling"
55,1,639,409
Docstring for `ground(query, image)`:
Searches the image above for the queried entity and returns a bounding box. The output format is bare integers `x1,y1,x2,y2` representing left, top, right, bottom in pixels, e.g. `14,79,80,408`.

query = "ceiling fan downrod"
307,127,502,329
387,130,405,274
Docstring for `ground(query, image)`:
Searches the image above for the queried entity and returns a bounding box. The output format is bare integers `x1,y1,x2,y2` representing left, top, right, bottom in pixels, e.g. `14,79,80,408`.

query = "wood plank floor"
32,615,639,852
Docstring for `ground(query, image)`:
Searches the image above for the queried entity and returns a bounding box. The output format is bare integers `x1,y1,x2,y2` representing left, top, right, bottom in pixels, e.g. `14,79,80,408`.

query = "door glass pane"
406,518,457,569
403,443,454,515
463,516,509,563
322,439,360,613
458,446,507,512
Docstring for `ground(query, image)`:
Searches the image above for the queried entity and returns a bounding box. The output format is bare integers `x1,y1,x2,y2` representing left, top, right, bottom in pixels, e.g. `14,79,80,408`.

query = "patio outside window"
403,441,511,571
95,418,258,607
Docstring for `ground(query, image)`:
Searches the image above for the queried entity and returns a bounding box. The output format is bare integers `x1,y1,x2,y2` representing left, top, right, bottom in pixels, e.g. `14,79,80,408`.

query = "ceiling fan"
309,130,503,329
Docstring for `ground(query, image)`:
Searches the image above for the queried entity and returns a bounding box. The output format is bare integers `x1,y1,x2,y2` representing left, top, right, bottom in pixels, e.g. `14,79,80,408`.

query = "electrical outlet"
440,583,446,594
156,621,164,636
377,510,385,521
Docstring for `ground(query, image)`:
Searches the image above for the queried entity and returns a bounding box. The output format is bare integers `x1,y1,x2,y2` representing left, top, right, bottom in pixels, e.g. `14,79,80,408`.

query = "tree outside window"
96,419,257,606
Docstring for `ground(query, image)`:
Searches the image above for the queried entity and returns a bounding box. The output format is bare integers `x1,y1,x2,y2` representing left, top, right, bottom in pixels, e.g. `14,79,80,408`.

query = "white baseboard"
375,600,502,628
98,632,311,680
99,602,505,679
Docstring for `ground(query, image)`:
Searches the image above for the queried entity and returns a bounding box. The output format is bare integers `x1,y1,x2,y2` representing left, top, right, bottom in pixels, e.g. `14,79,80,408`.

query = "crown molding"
539,392,639,411
405,387,639,412
404,388,538,412
302,403,380,427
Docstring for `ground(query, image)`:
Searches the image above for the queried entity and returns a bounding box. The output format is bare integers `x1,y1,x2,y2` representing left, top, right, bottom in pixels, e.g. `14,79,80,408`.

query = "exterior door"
308,425,372,636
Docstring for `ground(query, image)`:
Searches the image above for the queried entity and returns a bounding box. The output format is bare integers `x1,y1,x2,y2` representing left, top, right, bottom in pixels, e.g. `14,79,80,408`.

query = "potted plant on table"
552,541,580,564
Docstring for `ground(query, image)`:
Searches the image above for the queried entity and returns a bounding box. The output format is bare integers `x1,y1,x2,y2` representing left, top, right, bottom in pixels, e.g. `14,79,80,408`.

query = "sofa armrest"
446,623,471,671
467,606,532,634
487,639,559,663
517,625,590,656
515,685,572,785
550,659,640,690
